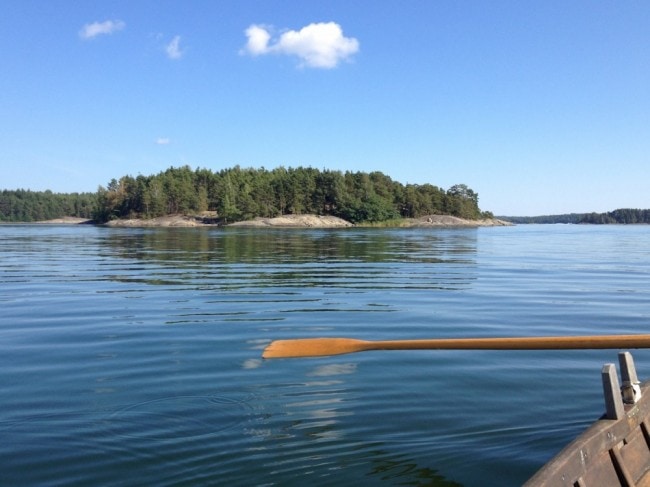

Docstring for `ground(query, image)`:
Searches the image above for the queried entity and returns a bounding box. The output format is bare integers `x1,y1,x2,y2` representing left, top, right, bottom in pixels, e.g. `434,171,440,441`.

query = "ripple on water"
1,393,254,442
108,394,254,441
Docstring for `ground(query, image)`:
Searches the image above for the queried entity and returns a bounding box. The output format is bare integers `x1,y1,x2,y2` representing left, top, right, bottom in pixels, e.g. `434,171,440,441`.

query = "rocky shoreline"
403,215,512,227
228,214,354,227
34,214,511,228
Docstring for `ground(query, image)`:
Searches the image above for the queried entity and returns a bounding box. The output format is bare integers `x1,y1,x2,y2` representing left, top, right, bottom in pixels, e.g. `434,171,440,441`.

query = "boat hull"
525,381,650,486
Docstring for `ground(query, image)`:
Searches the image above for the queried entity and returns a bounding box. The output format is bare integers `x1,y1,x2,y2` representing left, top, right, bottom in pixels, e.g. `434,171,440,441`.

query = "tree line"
579,209,650,224
93,165,488,223
0,189,96,222
1,165,488,224
499,213,585,224
500,209,650,225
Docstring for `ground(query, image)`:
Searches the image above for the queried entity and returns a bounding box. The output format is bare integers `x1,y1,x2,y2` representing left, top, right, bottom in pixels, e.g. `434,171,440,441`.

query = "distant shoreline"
22,214,512,228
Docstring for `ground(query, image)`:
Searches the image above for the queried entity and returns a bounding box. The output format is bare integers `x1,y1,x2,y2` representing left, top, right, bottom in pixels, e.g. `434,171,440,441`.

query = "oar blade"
263,337,370,359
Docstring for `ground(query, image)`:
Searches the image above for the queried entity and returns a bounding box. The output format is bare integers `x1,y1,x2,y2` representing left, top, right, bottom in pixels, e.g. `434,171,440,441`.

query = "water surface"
1,224,649,486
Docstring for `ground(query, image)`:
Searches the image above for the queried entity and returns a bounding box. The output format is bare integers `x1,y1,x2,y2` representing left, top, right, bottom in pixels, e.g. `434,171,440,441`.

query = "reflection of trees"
367,452,463,486
98,228,478,291
100,228,477,265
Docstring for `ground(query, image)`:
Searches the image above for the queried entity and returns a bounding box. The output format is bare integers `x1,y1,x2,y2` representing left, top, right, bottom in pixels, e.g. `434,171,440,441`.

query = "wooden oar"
262,334,650,359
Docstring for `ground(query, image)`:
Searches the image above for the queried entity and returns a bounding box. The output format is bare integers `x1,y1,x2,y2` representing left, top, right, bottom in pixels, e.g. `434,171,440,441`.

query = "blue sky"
1,1,648,216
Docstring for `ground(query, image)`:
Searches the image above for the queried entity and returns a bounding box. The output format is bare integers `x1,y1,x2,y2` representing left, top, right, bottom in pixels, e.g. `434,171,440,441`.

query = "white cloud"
242,22,359,69
165,35,183,60
244,25,272,56
156,138,171,145
79,19,125,40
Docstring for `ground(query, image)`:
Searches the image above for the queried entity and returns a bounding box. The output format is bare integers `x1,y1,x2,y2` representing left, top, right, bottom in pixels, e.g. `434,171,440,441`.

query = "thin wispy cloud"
156,138,171,145
242,22,359,69
165,35,183,60
79,20,125,40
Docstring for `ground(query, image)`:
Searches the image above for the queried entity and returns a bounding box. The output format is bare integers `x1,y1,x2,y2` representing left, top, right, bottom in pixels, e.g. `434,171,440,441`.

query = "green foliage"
94,166,486,224
0,189,96,222
580,209,650,224
1,166,486,224
445,184,481,219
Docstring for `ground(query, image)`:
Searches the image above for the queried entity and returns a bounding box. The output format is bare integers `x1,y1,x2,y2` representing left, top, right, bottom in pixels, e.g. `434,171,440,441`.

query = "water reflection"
95,227,477,264
248,355,462,486
308,363,358,377
367,452,463,486
95,228,479,292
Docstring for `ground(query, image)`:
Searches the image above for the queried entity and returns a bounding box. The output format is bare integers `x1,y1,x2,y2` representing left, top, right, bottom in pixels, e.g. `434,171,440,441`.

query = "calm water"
1,224,649,486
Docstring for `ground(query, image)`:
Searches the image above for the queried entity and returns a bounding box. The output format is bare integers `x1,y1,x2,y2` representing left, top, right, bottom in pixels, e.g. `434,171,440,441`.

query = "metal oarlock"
619,351,642,405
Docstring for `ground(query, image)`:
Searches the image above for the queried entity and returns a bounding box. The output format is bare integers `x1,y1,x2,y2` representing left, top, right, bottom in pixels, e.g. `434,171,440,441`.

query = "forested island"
501,209,650,224
499,214,585,224
2,165,647,226
0,165,491,225
579,209,650,224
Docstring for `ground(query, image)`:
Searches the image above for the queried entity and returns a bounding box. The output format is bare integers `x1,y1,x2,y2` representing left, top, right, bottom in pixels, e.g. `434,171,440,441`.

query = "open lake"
1,224,649,486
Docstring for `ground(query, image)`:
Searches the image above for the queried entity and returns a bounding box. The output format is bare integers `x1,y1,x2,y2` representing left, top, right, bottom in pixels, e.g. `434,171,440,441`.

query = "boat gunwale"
524,381,650,486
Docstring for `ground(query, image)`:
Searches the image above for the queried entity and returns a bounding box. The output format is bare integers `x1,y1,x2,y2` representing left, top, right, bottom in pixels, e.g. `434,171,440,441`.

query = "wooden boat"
525,351,650,486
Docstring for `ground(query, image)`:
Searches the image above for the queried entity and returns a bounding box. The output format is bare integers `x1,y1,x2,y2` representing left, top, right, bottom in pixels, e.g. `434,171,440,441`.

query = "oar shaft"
371,335,650,351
